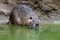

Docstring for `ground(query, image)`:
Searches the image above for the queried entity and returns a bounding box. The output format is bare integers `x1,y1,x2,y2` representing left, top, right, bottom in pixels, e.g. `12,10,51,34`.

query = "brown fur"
9,4,40,29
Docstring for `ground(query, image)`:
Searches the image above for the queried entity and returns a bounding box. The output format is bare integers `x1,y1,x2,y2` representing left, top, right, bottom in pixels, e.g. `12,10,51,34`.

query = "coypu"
9,4,40,29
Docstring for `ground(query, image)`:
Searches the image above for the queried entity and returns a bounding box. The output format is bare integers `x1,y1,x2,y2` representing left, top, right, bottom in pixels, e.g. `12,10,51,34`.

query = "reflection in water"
0,24,40,40
9,25,18,35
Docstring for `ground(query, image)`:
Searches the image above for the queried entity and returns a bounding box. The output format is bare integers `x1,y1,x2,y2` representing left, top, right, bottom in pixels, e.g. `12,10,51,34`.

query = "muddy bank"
0,3,13,24
0,0,60,24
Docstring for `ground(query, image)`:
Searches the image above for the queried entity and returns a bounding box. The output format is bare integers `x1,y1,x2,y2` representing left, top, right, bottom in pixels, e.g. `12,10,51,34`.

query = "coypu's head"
19,6,40,29
25,12,40,30
18,5,40,29
21,13,40,29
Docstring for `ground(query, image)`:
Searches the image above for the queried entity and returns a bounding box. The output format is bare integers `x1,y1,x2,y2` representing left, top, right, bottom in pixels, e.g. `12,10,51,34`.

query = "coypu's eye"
30,17,32,20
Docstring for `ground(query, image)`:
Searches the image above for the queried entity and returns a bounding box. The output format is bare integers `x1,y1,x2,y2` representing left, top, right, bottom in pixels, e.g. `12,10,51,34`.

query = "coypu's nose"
35,23,39,29
35,24,39,27
30,23,39,30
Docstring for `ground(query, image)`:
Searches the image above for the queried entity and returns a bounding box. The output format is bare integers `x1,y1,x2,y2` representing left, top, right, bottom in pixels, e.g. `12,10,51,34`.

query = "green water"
0,23,60,40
